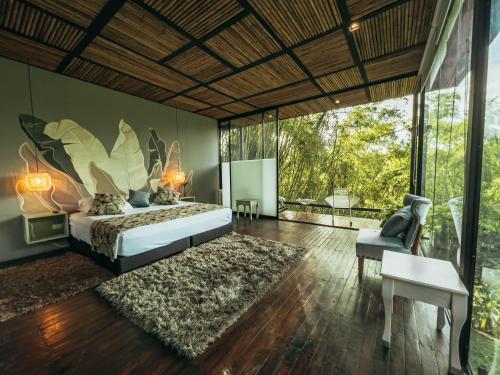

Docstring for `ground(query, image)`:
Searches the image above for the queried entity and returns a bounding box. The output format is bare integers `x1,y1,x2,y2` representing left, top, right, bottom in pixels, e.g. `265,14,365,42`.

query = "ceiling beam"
219,71,419,122
56,0,126,73
335,0,372,101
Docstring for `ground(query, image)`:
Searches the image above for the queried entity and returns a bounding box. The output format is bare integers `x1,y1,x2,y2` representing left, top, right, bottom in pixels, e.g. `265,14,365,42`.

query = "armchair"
355,194,432,281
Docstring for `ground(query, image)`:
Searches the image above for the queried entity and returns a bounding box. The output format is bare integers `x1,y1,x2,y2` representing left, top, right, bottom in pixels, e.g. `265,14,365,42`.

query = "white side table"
235,199,259,221
381,251,468,374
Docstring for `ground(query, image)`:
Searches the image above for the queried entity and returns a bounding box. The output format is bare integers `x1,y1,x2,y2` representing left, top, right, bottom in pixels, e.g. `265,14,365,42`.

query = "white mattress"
69,202,232,257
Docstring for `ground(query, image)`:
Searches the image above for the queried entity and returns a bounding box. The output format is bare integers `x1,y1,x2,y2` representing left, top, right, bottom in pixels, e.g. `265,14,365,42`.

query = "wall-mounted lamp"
174,171,185,183
349,22,360,32
334,99,341,104
24,172,52,192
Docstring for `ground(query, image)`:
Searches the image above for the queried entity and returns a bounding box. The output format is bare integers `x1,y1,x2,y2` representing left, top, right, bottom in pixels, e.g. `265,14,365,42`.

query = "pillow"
128,190,150,208
78,197,94,214
87,193,127,216
381,206,412,237
154,186,180,205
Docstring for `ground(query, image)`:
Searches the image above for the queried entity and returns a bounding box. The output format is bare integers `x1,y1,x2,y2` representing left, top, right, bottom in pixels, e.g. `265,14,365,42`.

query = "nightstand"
180,196,196,202
22,211,69,244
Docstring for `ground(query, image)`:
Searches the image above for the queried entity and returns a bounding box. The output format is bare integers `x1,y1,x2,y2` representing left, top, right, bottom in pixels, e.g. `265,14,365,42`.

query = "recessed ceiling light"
349,22,360,32
335,99,340,104
268,114,273,118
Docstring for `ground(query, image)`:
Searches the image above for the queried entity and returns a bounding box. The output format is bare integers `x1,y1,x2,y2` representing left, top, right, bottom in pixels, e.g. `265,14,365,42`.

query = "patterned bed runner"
90,203,222,260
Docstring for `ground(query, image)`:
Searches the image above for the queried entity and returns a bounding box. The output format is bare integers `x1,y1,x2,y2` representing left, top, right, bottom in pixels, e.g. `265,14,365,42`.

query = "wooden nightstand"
22,211,69,244
180,196,196,202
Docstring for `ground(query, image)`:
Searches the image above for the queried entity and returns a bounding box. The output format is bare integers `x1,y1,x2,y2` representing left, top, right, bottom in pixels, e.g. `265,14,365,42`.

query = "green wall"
0,57,219,262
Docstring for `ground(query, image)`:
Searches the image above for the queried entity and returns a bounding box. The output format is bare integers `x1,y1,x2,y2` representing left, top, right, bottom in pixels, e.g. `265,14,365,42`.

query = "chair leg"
358,257,364,282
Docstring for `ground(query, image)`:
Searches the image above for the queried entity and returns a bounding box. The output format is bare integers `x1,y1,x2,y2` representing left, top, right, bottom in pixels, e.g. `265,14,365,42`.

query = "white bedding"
69,202,232,257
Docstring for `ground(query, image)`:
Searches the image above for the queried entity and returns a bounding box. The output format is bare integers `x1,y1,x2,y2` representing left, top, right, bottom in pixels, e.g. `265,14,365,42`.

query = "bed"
69,201,233,274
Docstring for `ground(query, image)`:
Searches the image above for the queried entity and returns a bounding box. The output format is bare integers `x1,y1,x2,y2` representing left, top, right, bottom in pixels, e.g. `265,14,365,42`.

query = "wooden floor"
0,218,452,374
279,210,381,230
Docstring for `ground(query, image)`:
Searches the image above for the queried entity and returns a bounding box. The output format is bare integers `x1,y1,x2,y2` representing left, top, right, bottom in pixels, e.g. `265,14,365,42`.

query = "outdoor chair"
325,188,360,227
355,194,432,281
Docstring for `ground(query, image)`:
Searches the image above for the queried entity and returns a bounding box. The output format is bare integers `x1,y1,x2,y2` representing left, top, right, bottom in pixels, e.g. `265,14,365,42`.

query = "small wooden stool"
236,199,259,221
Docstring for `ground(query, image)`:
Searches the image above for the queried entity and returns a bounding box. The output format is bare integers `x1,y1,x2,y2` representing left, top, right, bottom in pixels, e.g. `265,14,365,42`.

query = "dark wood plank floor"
0,218,451,374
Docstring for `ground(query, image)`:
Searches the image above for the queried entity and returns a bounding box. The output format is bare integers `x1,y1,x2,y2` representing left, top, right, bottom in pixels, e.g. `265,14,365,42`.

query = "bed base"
69,223,233,275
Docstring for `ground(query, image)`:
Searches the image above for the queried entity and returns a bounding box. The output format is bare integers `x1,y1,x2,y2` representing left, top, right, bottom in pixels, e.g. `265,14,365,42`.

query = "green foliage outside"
278,99,412,218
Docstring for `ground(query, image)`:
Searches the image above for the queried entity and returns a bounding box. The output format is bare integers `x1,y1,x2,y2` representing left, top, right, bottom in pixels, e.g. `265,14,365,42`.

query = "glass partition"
220,111,278,217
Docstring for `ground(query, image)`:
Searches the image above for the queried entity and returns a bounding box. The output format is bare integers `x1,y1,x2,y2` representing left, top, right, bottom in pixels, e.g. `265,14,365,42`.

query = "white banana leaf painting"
17,115,193,214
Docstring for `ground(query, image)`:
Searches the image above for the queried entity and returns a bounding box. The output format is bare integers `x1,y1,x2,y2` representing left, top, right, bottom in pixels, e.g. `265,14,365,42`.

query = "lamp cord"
27,61,38,173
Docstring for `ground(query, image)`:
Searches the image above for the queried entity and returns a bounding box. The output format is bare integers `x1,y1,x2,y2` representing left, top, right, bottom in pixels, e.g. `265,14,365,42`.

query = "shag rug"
0,252,113,322
97,232,307,358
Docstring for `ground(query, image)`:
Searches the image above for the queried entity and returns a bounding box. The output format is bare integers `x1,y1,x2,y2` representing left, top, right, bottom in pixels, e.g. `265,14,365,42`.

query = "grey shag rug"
97,232,307,358
0,252,113,322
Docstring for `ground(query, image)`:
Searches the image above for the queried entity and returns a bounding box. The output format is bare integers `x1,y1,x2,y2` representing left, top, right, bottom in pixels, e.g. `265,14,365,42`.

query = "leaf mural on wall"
89,162,124,195
43,119,110,195
16,115,195,214
19,142,87,212
108,120,148,192
148,128,167,175
148,160,163,193
43,118,147,195
19,114,82,182
184,169,193,196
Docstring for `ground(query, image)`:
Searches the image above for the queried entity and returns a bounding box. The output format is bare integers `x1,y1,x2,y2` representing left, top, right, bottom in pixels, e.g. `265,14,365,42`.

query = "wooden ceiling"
0,0,435,121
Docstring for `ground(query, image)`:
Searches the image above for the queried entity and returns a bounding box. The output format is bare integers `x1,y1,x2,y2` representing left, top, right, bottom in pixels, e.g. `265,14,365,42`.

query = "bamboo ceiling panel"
210,55,307,98
204,14,281,67
184,87,233,106
346,0,396,19
369,76,419,102
0,0,84,51
364,46,424,82
353,0,435,60
197,107,233,119
334,88,369,109
248,0,342,46
0,29,64,69
245,81,321,108
144,0,243,39
279,97,335,119
82,37,196,92
230,113,262,127
0,0,436,120
64,59,174,102
167,47,232,82
101,2,188,60
221,101,257,114
163,95,211,112
294,31,354,76
25,0,107,28
316,67,364,93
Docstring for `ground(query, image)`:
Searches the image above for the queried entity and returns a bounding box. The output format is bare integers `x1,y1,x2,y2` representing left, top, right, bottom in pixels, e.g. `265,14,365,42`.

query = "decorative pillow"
128,190,150,208
78,197,95,214
381,206,412,237
154,186,180,205
87,193,127,216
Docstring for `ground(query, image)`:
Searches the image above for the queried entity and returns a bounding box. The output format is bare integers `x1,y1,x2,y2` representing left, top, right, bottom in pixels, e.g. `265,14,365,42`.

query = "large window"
278,97,413,228
469,0,500,371
422,0,472,266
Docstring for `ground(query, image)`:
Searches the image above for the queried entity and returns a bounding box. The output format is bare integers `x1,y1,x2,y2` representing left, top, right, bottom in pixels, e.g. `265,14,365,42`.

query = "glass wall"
422,0,473,266
278,97,413,229
219,111,278,217
469,0,500,371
